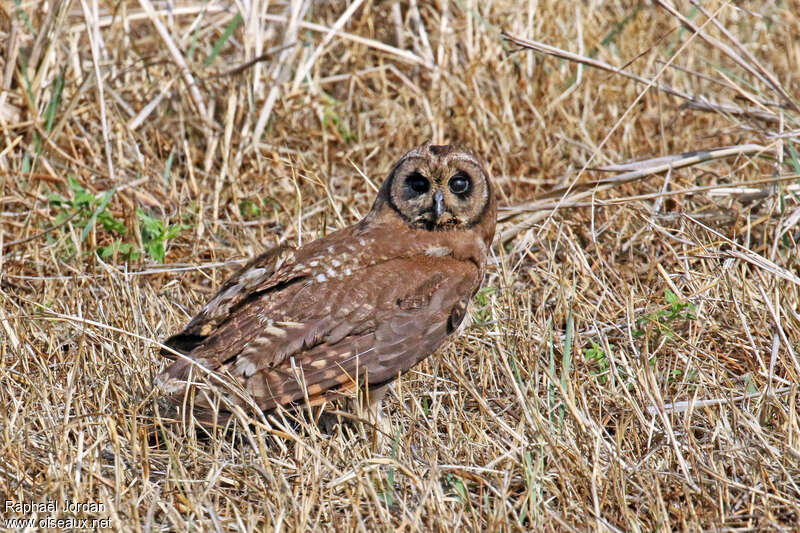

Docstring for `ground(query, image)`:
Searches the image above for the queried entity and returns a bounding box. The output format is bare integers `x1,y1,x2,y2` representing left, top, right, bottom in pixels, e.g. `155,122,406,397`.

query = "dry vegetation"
1,0,800,530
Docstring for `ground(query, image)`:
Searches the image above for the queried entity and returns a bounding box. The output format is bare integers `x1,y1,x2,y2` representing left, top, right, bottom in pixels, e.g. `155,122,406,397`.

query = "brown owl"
155,143,496,426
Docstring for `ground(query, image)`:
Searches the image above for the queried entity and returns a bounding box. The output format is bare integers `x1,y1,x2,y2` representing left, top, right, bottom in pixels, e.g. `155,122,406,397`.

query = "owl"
155,143,497,426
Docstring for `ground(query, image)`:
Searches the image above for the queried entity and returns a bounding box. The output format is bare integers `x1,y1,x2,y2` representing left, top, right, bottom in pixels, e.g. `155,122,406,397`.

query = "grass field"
2,1,800,530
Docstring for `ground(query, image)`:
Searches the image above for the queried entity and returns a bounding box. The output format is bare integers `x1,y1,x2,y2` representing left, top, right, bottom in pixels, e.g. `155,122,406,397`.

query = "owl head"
370,143,497,245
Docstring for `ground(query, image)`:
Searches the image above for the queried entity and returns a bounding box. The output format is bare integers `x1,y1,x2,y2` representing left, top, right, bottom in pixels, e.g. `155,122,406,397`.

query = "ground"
1,1,799,530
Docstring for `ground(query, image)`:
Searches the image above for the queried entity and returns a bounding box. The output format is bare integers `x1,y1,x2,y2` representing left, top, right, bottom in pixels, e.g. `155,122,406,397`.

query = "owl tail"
153,357,238,431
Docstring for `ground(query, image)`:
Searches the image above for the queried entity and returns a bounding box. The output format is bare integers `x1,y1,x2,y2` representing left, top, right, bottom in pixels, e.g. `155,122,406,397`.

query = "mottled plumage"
155,143,496,424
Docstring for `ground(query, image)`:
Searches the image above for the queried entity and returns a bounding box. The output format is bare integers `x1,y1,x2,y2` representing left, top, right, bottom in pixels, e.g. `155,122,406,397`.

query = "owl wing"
156,252,481,417
244,255,480,411
160,244,295,357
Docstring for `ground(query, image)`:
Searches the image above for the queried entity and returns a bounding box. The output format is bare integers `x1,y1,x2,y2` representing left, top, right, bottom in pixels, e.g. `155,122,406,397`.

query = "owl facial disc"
382,143,492,232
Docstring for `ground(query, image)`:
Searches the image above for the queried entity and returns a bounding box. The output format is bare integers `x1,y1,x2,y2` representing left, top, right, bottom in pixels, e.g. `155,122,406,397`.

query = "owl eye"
449,172,471,195
405,172,430,195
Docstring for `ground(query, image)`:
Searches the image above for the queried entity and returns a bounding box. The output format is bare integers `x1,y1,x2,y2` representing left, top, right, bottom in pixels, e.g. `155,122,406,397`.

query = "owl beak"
433,190,445,221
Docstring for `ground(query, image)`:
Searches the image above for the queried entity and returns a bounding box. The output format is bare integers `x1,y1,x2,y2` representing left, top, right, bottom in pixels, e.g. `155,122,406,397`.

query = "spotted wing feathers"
160,244,295,357
156,231,481,417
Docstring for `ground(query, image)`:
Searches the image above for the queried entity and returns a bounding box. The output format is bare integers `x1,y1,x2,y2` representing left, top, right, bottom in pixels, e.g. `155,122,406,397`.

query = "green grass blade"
204,13,242,67
44,74,65,133
163,148,175,183
13,0,36,35
562,306,573,390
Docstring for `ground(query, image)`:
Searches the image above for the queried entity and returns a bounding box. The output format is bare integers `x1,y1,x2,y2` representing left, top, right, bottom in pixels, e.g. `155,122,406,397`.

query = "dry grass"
2,0,800,530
